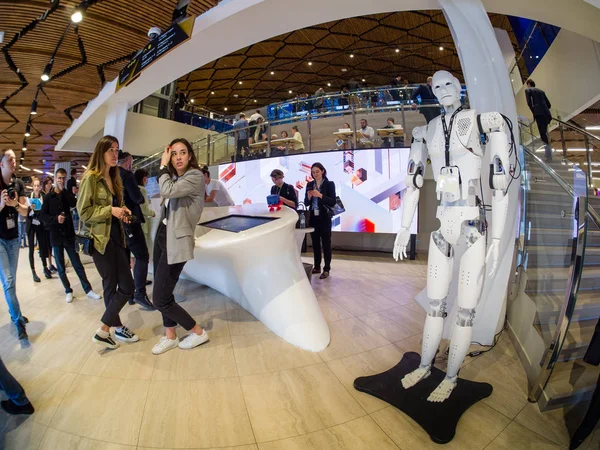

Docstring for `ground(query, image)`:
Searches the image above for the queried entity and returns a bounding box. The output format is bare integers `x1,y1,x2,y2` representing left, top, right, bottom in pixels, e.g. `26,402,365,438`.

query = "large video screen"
218,148,418,234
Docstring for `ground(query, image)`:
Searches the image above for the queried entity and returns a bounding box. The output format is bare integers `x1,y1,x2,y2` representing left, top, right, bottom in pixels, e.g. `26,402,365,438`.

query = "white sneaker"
86,290,101,300
66,292,73,303
152,336,180,355
178,330,209,350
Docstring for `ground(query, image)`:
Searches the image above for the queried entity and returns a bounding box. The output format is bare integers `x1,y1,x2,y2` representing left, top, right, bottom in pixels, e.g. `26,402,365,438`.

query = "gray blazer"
158,167,205,265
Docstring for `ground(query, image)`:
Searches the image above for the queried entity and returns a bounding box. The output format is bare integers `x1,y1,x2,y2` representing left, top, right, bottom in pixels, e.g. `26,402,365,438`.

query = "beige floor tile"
26,330,97,373
485,422,563,450
152,335,238,380
8,365,77,426
395,333,423,354
514,402,575,447
357,306,425,342
326,344,404,413
402,301,427,315
328,292,400,318
80,339,157,381
39,428,136,449
317,317,390,362
232,332,322,376
50,375,149,446
376,286,423,305
458,352,529,419
372,401,510,450
0,416,47,450
227,308,269,336
240,363,365,442
138,447,258,450
318,298,354,322
138,378,255,448
258,416,398,450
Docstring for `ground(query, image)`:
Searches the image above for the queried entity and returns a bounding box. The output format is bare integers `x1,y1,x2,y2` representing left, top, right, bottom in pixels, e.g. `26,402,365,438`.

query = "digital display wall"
218,148,418,234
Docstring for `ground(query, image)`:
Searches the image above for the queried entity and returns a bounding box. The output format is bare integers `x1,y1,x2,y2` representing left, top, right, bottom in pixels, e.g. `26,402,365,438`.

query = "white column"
425,0,519,345
104,102,129,147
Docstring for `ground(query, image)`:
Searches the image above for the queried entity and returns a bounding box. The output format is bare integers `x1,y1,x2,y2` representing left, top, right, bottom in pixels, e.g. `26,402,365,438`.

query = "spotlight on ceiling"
362,78,366,82
308,62,313,66
254,99,257,103
327,83,331,87
22,139,27,151
22,146,27,151
19,165,30,171
30,99,37,115
24,123,31,137
190,99,194,103
270,71,275,75
41,62,53,81
71,1,89,23
82,165,87,170
224,107,228,111
211,91,215,95
45,171,53,176
33,169,43,174
234,94,239,98
395,48,400,53
439,46,444,51
238,81,243,85
289,90,293,94
349,54,354,58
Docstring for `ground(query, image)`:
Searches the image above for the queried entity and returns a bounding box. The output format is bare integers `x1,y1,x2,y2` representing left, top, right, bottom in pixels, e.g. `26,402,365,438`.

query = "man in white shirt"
358,119,375,148
201,168,235,207
249,109,264,123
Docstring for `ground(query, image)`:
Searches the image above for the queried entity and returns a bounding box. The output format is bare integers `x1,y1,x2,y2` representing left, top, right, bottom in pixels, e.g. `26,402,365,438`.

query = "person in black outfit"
270,169,298,209
66,168,78,196
304,162,336,279
117,151,154,310
26,176,52,282
390,75,403,102
41,168,101,304
411,76,441,124
525,79,553,159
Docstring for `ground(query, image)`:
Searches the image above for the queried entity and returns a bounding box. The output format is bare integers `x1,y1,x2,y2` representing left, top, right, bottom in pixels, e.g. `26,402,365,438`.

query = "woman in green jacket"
77,135,140,350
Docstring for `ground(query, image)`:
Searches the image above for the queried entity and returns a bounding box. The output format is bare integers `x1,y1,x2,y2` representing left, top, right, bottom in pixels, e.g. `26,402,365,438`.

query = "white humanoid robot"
393,70,511,402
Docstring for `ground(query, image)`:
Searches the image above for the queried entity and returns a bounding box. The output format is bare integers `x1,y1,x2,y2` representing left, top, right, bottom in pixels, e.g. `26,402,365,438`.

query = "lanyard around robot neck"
441,106,463,167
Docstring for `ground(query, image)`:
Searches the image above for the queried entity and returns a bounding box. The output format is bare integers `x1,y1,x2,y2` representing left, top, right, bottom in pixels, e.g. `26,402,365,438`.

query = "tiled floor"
0,249,598,449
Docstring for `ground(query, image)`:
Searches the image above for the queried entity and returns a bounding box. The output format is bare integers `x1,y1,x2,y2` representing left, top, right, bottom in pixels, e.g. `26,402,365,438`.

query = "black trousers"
535,114,551,146
236,138,249,159
125,223,149,298
92,239,134,328
27,223,49,271
310,213,332,272
153,223,196,330
570,372,600,449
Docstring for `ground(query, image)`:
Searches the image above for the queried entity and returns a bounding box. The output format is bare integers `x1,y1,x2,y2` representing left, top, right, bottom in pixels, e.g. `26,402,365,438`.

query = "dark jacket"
304,178,336,218
412,83,436,103
119,167,145,224
525,87,552,118
271,182,298,209
41,188,77,246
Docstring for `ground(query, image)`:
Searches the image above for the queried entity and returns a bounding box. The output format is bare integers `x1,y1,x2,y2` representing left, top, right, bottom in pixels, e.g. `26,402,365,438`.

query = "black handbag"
324,196,345,219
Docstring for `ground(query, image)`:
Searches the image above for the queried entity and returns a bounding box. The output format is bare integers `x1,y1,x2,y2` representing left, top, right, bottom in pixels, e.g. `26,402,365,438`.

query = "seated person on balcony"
357,119,375,148
201,167,234,207
291,126,305,152
381,117,404,148
270,169,298,209
335,123,353,149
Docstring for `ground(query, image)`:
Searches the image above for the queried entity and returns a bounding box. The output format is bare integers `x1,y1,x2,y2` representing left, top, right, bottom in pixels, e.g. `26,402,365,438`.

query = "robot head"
432,70,462,108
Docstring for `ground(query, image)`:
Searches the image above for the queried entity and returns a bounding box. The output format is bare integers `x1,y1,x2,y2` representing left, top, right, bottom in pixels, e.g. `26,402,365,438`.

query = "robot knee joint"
428,299,447,318
456,307,475,327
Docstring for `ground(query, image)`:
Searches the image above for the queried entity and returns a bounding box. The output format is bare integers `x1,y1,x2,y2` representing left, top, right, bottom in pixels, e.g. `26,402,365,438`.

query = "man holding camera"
0,150,29,339
118,151,154,310
41,168,101,304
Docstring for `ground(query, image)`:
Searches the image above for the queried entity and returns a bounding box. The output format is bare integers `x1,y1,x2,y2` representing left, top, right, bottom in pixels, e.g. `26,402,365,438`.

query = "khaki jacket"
77,172,125,254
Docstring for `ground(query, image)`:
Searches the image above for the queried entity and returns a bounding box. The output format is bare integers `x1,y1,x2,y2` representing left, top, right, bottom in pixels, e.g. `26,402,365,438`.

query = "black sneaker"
114,326,140,343
43,267,52,279
16,322,27,340
134,294,155,311
23,316,29,324
49,264,58,273
92,333,119,349
145,280,153,286
1,400,34,415
32,271,41,283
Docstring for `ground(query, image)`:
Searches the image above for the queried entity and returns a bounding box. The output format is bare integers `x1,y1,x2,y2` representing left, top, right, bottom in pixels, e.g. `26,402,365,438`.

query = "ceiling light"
71,10,83,23
538,148,591,153
19,165,30,171
224,107,228,111
270,71,275,75
362,79,366,82
190,99,194,103
30,99,37,115
234,94,239,98
535,55,539,59
584,162,600,166
349,54,354,58
254,99,257,103
24,123,31,137
586,126,600,131
341,68,347,72
395,48,400,53
82,165,87,170
238,81,243,85
41,62,53,81
45,171,53,176
327,83,331,87
33,169,43,174
289,90,293,94
308,62,313,66
211,91,215,95
22,146,27,151
439,46,444,51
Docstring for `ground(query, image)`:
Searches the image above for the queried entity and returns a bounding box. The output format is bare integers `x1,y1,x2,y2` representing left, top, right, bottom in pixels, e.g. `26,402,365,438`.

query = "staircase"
518,158,600,410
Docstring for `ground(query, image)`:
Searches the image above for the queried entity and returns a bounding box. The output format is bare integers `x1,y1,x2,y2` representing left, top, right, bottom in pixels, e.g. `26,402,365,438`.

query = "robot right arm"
393,125,427,261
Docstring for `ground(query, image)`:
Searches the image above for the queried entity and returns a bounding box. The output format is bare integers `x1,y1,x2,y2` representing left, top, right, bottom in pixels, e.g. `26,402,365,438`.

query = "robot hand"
393,227,411,261
485,238,500,277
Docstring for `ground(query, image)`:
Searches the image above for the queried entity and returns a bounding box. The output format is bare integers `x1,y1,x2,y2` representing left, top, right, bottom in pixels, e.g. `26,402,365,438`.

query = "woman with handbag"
304,162,336,279
151,138,209,355
27,176,52,281
77,135,139,350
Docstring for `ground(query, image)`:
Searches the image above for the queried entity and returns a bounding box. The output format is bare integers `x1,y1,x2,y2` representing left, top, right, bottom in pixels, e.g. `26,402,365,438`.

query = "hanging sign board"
116,16,195,91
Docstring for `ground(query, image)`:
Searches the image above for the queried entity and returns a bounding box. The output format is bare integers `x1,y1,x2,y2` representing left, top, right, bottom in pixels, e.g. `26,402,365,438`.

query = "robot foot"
401,366,431,389
427,376,458,402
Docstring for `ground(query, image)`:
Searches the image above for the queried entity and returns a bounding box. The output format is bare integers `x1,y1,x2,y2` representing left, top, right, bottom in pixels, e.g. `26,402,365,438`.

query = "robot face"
432,70,461,107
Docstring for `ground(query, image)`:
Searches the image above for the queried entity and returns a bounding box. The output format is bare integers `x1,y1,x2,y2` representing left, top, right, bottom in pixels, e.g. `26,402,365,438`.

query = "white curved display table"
183,204,330,352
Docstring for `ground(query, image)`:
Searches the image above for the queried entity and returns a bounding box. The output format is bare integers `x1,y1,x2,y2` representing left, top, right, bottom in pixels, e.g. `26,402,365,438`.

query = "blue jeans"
53,240,92,294
0,238,24,325
18,221,27,247
0,356,28,406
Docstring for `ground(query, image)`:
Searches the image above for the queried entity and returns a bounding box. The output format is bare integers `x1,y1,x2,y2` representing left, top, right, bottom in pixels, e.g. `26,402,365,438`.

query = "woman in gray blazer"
151,138,209,355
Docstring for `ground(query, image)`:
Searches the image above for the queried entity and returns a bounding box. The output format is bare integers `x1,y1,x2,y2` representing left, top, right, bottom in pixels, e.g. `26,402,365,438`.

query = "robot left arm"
478,112,510,277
